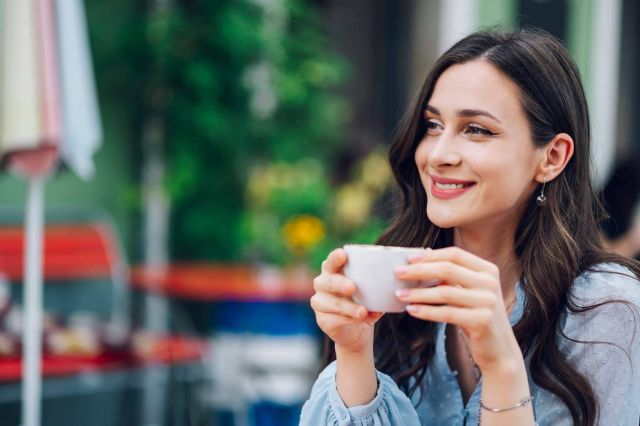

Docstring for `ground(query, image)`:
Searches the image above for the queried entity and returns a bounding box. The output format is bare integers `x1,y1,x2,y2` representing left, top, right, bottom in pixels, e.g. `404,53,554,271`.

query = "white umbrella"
0,1,102,425
0,0,43,152
56,0,102,180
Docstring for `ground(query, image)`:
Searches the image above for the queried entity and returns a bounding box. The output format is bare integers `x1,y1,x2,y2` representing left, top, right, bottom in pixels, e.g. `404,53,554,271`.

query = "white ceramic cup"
343,244,438,313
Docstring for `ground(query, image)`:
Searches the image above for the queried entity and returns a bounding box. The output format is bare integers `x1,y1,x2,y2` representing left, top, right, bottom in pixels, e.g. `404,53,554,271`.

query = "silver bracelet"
480,395,534,413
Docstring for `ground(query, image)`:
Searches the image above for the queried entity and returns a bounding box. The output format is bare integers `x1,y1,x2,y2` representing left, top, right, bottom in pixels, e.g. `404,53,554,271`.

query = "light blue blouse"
300,263,640,425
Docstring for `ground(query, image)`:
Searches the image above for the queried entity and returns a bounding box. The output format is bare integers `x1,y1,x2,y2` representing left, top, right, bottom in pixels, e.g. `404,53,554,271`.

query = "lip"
429,175,476,200
430,175,476,185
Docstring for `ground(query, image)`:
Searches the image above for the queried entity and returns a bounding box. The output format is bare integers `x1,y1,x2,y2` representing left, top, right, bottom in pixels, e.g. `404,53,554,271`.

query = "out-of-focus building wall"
326,0,632,188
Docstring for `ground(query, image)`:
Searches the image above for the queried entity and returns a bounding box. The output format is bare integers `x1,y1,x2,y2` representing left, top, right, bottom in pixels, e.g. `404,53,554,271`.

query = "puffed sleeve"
534,265,640,426
299,360,421,426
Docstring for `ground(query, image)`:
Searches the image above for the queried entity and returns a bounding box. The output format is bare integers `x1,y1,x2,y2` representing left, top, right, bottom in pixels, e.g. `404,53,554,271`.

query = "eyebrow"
425,105,502,125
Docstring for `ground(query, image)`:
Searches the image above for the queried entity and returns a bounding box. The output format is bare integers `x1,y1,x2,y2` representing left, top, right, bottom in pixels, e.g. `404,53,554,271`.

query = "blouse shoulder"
557,261,640,361
551,262,640,425
559,261,640,358
570,262,640,306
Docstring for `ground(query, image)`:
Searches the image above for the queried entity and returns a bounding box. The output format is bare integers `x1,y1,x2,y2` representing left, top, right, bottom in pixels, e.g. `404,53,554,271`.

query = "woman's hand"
394,246,522,374
310,248,384,354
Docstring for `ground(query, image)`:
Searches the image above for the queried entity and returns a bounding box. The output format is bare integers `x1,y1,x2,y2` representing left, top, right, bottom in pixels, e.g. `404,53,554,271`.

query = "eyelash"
464,124,497,136
425,121,441,131
425,120,497,137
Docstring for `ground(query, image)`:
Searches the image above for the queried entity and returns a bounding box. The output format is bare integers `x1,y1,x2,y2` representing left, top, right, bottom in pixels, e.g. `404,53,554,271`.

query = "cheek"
414,140,428,169
467,147,534,192
476,158,533,206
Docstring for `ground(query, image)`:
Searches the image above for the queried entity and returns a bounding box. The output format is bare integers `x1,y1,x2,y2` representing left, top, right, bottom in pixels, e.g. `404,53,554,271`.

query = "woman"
300,30,640,425
600,149,640,258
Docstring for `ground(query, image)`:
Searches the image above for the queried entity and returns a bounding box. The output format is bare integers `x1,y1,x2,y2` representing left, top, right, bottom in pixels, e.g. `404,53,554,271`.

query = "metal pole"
22,176,45,426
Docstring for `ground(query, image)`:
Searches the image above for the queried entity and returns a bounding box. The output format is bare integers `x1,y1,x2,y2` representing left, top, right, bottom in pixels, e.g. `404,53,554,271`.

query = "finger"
313,274,356,297
396,286,497,308
395,261,497,290
310,292,367,319
315,312,363,336
365,312,384,325
321,248,348,274
408,246,497,274
405,304,492,327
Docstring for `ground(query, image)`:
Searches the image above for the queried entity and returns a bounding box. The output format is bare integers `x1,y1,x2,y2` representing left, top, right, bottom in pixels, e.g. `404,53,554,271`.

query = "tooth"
436,182,465,189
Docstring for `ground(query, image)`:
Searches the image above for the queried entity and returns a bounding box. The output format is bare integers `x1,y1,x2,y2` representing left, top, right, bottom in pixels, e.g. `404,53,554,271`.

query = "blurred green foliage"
161,0,352,263
88,0,390,268
241,150,392,268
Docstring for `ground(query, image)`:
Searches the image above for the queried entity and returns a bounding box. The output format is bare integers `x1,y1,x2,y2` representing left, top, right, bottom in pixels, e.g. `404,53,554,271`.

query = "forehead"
428,60,524,120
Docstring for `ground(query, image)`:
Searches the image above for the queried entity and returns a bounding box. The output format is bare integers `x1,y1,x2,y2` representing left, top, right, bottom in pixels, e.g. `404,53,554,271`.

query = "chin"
426,206,462,229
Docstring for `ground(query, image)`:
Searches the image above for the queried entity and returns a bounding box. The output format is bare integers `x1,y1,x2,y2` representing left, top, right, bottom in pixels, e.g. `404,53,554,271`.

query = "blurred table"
130,263,314,302
0,336,209,426
0,335,207,382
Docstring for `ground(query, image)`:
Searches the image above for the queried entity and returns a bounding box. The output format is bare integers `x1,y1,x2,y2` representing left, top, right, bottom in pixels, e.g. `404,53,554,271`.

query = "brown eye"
464,124,496,136
425,119,443,134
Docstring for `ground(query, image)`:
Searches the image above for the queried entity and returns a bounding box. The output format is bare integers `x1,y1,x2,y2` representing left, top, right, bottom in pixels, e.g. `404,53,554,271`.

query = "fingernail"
395,289,411,298
395,266,408,275
406,305,419,313
408,253,423,262
356,307,366,317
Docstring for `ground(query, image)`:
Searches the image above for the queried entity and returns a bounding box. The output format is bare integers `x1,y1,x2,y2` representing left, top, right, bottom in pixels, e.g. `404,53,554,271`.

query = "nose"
426,131,462,168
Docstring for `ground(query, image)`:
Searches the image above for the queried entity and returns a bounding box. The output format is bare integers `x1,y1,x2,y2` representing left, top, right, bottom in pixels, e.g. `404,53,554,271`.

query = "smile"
430,176,476,200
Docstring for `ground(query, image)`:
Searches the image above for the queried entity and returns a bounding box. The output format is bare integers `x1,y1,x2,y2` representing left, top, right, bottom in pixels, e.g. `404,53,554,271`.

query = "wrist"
335,342,374,361
480,357,530,402
481,356,524,379
335,334,374,357
335,343,377,407
479,358,534,425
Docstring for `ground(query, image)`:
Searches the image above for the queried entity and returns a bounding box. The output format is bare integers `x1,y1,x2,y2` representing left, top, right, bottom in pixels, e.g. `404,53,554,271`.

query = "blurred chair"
210,301,319,426
0,207,129,328
132,262,320,426
0,206,208,426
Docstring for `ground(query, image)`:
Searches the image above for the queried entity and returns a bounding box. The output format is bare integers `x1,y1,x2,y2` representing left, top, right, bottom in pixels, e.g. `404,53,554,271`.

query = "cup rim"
343,244,425,252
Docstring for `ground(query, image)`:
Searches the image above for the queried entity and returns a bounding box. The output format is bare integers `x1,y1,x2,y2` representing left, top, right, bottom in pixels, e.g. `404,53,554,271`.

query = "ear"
534,133,574,183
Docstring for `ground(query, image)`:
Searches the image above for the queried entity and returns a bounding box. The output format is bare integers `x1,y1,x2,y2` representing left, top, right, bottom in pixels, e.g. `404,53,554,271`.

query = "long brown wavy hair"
321,29,640,426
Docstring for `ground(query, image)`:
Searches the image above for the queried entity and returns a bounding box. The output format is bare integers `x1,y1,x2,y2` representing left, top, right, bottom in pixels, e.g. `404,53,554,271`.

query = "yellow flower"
359,149,392,192
246,165,274,207
247,159,325,207
334,183,372,228
282,215,325,252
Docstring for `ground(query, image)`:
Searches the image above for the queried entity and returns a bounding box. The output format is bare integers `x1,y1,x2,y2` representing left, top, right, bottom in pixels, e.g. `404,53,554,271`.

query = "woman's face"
414,59,543,230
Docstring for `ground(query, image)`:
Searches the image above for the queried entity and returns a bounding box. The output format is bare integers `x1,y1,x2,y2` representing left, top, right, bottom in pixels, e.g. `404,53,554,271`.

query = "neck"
452,225,520,307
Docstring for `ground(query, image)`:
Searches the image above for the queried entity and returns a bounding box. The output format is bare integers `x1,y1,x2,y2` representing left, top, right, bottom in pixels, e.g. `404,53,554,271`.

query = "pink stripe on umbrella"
36,0,61,148
9,0,60,179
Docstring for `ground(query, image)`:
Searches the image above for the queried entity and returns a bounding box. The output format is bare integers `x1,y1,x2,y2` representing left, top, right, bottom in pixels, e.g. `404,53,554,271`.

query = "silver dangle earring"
536,178,547,207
